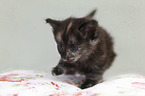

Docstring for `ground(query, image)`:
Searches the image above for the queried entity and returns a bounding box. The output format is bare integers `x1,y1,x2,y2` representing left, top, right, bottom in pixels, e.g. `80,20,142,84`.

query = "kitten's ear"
79,20,98,40
46,18,61,29
86,9,97,18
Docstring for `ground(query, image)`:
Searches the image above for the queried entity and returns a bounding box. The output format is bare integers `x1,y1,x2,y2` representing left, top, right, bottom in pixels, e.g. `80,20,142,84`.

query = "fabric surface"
0,70,145,96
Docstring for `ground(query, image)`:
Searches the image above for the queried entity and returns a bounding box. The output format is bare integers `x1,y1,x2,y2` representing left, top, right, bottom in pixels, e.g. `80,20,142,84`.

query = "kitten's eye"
58,44,64,51
71,46,78,52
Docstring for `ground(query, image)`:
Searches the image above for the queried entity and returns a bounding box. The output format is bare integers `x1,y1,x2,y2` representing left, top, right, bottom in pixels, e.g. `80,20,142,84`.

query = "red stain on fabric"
51,82,55,85
51,82,60,90
13,94,18,96
0,74,24,82
74,92,83,96
132,82,145,85
26,82,31,84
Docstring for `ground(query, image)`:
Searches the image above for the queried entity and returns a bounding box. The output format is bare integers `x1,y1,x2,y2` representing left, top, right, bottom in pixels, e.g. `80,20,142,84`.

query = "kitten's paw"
80,80,96,89
52,67,64,76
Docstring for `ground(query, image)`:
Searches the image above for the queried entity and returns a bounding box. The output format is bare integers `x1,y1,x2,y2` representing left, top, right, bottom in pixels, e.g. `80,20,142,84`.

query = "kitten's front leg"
52,59,67,76
81,69,103,89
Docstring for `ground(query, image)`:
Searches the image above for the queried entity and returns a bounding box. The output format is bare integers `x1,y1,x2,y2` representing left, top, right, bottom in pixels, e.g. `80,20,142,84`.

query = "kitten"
46,10,116,89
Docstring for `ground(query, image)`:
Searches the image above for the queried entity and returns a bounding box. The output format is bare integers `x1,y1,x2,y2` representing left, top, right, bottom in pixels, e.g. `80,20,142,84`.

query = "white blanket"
0,70,145,96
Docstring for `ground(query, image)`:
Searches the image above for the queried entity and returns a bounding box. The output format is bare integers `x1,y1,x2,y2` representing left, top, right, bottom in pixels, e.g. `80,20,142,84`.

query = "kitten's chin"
62,55,89,64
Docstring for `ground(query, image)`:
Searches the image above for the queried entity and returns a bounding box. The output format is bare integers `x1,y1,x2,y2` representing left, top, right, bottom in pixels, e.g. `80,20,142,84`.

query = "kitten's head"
46,10,100,63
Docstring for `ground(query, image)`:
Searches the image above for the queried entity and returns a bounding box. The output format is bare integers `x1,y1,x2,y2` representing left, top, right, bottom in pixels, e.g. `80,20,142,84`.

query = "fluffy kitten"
46,10,116,89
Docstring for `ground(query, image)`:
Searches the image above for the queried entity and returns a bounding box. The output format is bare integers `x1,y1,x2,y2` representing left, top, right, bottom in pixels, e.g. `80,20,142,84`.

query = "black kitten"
46,10,116,89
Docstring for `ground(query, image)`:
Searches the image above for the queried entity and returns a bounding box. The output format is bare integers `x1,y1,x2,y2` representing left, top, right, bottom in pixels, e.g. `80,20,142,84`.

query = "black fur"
46,9,116,89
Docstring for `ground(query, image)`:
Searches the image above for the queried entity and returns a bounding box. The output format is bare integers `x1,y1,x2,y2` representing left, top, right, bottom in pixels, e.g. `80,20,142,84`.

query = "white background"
0,0,145,79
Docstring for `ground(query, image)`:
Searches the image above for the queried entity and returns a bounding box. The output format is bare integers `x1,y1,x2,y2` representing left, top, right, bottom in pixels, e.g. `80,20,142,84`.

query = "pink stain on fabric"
49,94,67,96
132,82,145,89
73,91,96,96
